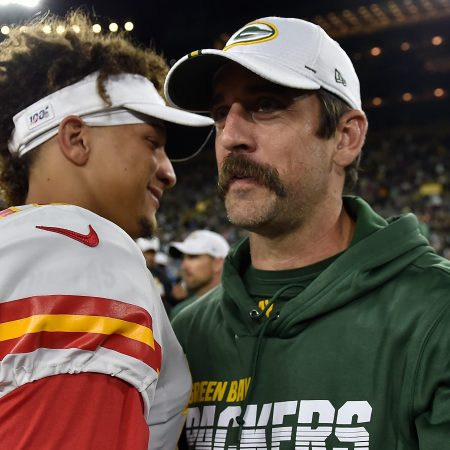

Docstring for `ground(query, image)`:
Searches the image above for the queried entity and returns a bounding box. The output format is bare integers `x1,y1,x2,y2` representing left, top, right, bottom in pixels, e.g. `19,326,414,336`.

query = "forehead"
128,113,166,132
211,63,305,101
136,119,167,137
183,253,213,260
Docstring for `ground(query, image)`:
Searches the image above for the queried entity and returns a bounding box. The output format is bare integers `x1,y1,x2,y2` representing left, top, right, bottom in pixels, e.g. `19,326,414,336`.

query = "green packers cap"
164,16,361,112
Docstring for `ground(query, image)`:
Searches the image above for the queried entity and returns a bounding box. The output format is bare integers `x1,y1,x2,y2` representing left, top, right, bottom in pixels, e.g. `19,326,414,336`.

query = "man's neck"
195,279,220,298
249,206,355,271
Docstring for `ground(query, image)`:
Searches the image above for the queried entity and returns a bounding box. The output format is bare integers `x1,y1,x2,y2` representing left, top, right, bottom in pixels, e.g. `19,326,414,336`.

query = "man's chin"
225,195,277,231
137,215,157,239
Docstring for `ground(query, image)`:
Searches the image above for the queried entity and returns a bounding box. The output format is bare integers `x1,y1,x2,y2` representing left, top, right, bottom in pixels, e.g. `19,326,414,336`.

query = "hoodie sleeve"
413,301,450,448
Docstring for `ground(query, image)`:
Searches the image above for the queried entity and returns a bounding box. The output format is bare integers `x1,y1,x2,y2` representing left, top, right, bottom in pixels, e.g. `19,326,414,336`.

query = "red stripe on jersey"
0,295,161,371
0,209,15,218
0,295,153,328
0,331,162,372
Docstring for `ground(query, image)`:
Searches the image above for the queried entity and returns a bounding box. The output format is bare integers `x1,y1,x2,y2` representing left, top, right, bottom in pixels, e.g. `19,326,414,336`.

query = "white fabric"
170,229,230,258
155,252,169,266
0,204,191,450
165,16,361,111
9,71,213,157
136,236,161,252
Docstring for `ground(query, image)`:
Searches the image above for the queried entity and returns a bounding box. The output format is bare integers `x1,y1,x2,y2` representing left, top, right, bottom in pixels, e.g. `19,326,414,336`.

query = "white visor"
8,71,213,159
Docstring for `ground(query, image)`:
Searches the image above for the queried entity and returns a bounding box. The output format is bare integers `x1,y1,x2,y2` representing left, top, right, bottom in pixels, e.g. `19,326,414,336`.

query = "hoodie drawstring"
235,283,305,449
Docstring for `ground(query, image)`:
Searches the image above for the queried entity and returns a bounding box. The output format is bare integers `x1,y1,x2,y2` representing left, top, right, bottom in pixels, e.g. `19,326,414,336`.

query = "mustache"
218,154,286,198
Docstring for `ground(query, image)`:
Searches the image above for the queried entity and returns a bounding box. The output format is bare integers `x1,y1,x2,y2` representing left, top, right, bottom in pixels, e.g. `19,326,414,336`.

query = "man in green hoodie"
164,16,450,449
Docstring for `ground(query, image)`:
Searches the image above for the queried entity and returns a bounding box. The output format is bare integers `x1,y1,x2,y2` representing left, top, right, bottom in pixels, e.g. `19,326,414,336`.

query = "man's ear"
56,115,90,166
212,257,225,276
333,110,368,168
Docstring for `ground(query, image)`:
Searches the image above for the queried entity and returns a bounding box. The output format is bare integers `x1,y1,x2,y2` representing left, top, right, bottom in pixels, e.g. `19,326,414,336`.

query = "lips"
229,176,258,186
147,185,162,208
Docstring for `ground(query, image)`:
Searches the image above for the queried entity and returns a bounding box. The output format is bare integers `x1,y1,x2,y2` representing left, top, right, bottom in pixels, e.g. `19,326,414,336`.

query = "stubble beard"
218,154,289,233
224,190,279,230
138,215,156,239
184,272,213,295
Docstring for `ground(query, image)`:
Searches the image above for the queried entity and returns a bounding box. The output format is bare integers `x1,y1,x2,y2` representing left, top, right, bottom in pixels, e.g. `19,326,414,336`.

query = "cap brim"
169,243,185,258
124,102,213,127
165,49,320,112
124,102,214,161
169,242,207,257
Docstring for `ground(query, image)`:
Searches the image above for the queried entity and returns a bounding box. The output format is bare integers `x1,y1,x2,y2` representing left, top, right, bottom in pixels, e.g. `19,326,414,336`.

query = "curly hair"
0,10,169,206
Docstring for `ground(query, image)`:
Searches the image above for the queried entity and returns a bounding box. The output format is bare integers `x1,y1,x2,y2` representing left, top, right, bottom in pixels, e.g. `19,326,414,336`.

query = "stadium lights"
0,0,39,6
402,92,413,102
370,46,382,56
400,41,411,51
431,35,443,46
0,21,136,35
372,97,383,106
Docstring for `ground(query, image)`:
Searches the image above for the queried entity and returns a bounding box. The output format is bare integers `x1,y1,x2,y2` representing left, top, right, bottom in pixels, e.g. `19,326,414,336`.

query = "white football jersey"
0,204,191,450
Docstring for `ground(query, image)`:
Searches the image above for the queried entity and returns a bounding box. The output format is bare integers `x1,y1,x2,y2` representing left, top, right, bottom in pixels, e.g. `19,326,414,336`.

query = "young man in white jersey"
0,11,212,450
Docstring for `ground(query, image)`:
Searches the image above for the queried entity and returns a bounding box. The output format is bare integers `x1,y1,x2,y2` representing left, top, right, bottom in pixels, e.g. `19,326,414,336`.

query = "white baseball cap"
9,71,214,160
136,237,160,253
165,17,361,112
155,251,169,266
169,230,230,258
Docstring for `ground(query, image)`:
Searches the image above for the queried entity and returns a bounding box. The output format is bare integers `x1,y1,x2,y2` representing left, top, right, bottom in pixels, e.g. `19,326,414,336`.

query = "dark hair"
316,89,361,192
0,10,169,206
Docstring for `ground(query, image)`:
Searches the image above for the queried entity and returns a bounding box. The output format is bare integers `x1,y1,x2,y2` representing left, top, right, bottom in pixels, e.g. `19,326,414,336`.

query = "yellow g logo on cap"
224,21,279,50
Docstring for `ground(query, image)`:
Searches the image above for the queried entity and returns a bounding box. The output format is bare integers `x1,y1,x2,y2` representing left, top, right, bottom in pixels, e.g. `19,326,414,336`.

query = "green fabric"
172,196,450,449
243,255,336,304
169,294,198,320
241,206,372,305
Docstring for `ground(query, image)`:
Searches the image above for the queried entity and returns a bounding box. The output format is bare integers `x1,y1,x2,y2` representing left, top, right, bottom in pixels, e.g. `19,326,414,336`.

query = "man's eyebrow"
210,84,301,107
144,118,167,132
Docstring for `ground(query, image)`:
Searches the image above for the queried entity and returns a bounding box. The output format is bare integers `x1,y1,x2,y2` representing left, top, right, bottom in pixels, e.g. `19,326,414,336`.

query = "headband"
9,71,213,159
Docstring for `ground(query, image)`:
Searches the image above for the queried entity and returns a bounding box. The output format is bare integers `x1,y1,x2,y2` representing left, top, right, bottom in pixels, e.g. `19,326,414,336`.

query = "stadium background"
2,0,449,259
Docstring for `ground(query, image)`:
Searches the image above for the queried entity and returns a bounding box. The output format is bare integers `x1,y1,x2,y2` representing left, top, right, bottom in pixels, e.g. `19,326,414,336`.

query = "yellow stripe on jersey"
0,314,154,348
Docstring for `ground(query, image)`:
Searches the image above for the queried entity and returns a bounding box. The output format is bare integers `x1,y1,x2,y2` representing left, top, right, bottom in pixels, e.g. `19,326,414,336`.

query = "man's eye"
211,106,229,123
146,138,161,150
254,98,285,114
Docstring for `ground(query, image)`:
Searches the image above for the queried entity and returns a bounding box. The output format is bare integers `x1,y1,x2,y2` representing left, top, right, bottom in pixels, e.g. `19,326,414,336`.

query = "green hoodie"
172,197,450,450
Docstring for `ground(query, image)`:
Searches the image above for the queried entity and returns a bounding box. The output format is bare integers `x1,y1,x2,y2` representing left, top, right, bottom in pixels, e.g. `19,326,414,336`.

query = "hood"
221,196,433,338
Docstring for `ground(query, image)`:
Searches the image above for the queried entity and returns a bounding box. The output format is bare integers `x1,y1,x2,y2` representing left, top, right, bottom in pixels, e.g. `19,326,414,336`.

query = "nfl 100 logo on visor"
28,104,55,130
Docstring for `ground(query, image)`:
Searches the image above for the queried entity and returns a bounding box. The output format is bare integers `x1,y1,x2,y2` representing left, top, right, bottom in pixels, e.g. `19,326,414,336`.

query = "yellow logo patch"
224,20,278,50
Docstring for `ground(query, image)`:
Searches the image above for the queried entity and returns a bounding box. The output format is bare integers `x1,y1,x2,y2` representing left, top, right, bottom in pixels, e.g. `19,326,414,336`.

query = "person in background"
155,250,170,268
168,230,229,319
164,16,450,449
0,10,212,450
136,236,175,312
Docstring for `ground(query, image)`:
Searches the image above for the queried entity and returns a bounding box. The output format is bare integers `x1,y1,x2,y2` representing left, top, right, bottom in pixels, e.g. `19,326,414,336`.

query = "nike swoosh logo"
36,224,99,247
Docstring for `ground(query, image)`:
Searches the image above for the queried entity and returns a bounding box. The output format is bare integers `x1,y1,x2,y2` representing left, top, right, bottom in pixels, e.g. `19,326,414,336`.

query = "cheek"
215,145,225,171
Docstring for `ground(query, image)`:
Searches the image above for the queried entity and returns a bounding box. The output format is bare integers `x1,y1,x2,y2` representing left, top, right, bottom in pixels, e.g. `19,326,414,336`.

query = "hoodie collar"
221,196,433,338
